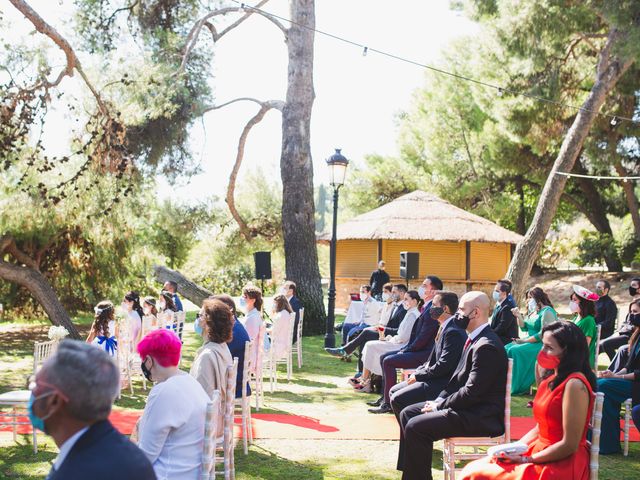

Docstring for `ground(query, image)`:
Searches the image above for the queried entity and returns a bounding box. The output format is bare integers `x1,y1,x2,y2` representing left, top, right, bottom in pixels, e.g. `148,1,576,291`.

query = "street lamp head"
326,148,349,187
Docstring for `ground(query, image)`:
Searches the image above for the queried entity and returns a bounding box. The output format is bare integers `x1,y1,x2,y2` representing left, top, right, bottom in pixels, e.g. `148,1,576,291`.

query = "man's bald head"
458,291,491,331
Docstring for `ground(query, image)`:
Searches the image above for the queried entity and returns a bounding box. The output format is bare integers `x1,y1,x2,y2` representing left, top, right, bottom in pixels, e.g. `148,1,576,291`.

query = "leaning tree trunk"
615,161,640,239
153,265,213,307
572,161,623,271
279,0,326,335
0,261,80,339
507,30,633,301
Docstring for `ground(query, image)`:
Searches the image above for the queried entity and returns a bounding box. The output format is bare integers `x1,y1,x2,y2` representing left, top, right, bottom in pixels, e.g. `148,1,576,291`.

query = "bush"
574,231,617,268
616,216,640,267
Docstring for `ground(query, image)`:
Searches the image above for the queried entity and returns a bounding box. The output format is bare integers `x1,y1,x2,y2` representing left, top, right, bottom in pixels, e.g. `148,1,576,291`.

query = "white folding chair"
266,315,295,392
214,358,238,480
174,311,186,340
234,341,253,455
593,325,602,373
590,392,605,480
33,339,59,373
623,397,633,457
291,308,305,368
0,339,57,454
250,324,266,411
201,390,221,480
442,359,513,480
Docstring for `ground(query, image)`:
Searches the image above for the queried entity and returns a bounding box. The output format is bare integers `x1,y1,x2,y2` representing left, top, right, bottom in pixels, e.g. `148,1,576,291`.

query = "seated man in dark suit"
397,291,508,480
386,291,466,417
325,284,407,371
489,278,517,345
31,340,155,480
283,280,303,340
368,276,442,412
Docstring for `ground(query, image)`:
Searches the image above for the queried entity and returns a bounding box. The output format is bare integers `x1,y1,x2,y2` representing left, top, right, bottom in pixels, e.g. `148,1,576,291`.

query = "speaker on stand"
253,251,272,292
400,251,419,288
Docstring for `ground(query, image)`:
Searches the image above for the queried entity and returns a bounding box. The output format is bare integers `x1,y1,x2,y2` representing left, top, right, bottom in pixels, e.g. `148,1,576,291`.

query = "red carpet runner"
4,409,638,442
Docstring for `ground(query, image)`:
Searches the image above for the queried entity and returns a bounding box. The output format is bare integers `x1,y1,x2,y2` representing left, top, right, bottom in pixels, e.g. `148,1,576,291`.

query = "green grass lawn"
1,317,640,479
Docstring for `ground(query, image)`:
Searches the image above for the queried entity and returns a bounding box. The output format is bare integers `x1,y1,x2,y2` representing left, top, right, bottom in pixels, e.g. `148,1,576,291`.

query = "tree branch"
179,0,287,73
8,0,109,115
201,96,284,114
226,103,280,240
0,235,40,270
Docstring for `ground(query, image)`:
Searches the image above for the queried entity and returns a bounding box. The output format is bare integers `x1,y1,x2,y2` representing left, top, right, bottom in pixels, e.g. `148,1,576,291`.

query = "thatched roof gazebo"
318,190,523,307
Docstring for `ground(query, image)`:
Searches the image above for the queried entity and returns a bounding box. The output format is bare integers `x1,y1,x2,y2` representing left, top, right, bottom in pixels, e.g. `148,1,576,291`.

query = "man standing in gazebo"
370,260,390,300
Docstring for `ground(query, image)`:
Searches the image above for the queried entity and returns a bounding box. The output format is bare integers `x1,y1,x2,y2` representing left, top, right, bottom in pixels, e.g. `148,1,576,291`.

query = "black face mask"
429,306,444,321
141,358,153,382
453,311,471,330
630,286,638,297
630,313,640,327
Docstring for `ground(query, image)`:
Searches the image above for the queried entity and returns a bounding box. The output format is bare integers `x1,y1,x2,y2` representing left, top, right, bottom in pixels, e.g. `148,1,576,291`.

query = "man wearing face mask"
396,291,508,480
600,277,640,361
29,340,155,480
373,292,466,415
340,285,381,345
372,276,442,413
594,280,618,340
489,279,517,345
370,260,391,300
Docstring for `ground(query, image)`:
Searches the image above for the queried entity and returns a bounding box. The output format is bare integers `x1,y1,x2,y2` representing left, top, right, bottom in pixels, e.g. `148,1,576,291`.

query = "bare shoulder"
565,377,590,397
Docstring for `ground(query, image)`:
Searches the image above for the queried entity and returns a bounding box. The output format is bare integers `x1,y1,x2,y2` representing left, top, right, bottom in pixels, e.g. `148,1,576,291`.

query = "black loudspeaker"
400,252,420,280
253,251,272,280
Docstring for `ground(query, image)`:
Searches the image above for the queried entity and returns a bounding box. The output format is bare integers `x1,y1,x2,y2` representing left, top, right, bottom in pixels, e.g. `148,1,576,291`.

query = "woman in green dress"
505,287,558,394
570,285,599,368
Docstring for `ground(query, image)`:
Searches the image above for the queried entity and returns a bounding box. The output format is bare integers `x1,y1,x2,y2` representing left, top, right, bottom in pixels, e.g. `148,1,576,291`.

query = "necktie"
464,338,472,350
435,324,444,342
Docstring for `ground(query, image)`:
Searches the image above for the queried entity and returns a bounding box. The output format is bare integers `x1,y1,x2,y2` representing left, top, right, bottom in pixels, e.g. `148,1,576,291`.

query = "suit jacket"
436,325,508,437
595,295,618,339
48,420,156,480
228,318,251,398
490,296,517,345
622,337,640,406
289,295,303,331
402,301,438,354
383,303,407,336
369,269,390,295
413,318,467,393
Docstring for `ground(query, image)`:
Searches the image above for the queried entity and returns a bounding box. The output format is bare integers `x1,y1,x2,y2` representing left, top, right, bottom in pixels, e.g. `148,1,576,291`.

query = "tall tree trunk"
0,261,80,339
280,0,326,334
153,265,213,307
572,161,623,271
614,161,640,239
507,30,633,301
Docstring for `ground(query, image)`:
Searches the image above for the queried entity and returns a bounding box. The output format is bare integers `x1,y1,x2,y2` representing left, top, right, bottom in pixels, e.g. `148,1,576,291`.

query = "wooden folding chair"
590,392,604,480
291,308,305,368
250,324,266,411
214,358,238,480
201,390,221,480
234,341,253,455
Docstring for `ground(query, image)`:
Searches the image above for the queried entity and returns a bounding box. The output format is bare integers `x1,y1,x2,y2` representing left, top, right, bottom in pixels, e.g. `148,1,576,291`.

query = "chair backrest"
593,324,602,371
174,311,186,339
242,341,252,399
254,323,266,375
297,308,305,342
201,390,221,480
33,340,59,374
590,392,604,480
504,358,513,442
141,315,156,336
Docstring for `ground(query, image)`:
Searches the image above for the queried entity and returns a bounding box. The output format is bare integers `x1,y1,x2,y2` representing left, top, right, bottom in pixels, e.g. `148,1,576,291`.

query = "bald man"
396,291,508,480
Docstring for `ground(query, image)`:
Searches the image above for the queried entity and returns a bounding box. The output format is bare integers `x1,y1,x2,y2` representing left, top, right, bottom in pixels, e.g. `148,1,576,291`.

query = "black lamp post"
324,148,349,348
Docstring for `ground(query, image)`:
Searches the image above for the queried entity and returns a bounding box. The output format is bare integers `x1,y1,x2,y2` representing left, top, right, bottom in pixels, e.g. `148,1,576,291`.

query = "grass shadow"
235,446,324,480
288,378,338,389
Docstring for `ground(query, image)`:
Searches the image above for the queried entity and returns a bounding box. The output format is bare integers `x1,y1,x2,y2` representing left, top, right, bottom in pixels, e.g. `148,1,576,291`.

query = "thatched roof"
317,190,523,244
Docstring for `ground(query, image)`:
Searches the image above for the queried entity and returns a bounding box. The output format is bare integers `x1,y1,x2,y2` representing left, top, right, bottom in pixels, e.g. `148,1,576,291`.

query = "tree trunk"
279,0,326,335
0,261,80,339
572,161,623,271
507,30,633,301
153,265,213,307
615,161,640,239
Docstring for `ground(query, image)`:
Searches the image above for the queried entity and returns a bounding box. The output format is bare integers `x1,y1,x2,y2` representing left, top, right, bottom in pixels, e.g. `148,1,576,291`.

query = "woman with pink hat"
569,285,599,368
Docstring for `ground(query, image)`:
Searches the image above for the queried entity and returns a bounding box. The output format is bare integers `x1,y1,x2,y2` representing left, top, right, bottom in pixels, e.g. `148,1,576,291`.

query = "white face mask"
569,300,580,314
492,291,501,302
418,286,426,299
382,292,391,302
360,292,368,301
527,298,537,313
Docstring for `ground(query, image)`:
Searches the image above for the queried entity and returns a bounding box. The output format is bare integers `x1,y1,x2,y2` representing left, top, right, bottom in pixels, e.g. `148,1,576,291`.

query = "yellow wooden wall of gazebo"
334,239,513,309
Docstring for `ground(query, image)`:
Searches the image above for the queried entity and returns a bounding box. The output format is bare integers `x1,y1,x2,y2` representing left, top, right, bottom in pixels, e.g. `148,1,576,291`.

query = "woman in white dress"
86,300,118,357
353,290,422,392
141,296,158,335
267,294,293,361
122,291,144,350
137,329,210,480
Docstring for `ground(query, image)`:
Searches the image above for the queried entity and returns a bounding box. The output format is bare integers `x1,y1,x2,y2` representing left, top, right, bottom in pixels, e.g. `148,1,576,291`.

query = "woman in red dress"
461,320,596,480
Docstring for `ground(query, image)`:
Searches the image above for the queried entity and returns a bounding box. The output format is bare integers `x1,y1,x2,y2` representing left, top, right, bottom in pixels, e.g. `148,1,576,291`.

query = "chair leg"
242,405,248,455
624,399,631,457
12,407,17,442
448,442,456,480
247,401,253,445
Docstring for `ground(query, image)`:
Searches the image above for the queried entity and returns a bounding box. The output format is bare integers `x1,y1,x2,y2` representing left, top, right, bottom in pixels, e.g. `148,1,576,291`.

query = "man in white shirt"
341,285,381,345
30,340,155,480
